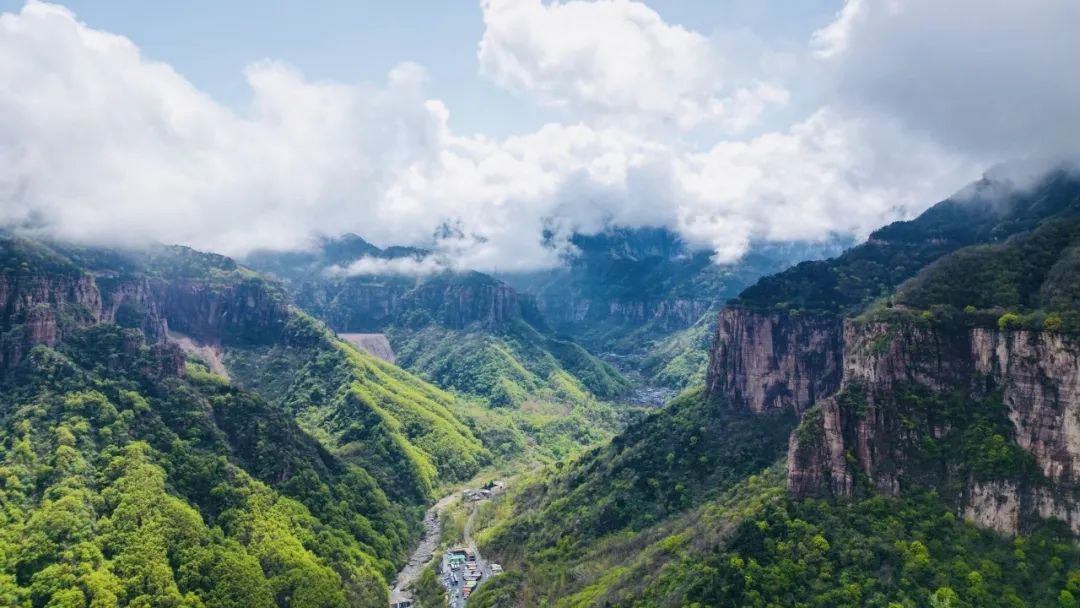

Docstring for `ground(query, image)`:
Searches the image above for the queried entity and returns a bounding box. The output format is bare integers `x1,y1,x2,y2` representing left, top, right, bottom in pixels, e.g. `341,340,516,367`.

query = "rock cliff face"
1,268,289,369
786,320,1080,535
295,281,407,332
706,308,843,414
1,273,102,367
293,272,532,332
151,278,286,345
401,276,522,329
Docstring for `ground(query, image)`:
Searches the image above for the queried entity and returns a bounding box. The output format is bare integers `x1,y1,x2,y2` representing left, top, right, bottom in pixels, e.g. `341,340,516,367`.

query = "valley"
1,2,1076,607
1,167,1078,608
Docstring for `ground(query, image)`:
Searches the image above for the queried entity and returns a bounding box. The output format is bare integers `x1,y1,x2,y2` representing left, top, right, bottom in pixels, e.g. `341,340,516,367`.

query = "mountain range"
1,163,1079,607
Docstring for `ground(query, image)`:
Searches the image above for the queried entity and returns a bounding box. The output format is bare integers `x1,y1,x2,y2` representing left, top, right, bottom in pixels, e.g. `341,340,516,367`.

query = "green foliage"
464,571,524,608
890,385,1040,489
637,313,714,390
894,215,1080,332
410,563,446,608
389,320,629,408
997,312,1022,330
0,326,397,607
481,388,796,579
678,492,1080,608
225,311,489,504
734,171,1080,315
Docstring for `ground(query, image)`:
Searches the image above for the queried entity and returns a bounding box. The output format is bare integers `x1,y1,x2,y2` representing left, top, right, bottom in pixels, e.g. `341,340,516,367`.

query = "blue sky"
0,0,840,136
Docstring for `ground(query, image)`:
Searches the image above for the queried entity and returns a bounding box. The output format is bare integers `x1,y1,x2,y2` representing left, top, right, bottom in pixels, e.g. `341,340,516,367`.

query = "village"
391,481,507,608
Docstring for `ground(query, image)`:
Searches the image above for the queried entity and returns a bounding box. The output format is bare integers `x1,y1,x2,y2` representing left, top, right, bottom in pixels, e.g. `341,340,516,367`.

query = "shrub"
997,312,1021,330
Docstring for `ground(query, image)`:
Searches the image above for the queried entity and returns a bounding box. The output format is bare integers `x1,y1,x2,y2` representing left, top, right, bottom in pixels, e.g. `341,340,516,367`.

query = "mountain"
0,234,491,607
244,238,636,462
467,166,1080,606
498,227,847,388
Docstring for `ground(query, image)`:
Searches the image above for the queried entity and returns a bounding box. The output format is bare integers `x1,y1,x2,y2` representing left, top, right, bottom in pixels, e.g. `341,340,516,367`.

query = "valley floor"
390,493,458,606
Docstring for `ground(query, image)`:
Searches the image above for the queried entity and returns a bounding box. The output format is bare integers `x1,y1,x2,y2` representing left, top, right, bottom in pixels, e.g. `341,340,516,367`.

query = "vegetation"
680,492,1080,608
637,312,714,389
389,320,629,408
733,170,1080,315
0,326,402,607
894,217,1080,332
225,311,489,504
473,388,796,603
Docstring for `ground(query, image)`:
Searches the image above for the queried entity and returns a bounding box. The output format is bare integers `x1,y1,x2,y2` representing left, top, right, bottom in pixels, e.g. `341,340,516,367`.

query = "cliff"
1,242,291,370
787,319,1080,535
290,271,529,333
706,308,843,414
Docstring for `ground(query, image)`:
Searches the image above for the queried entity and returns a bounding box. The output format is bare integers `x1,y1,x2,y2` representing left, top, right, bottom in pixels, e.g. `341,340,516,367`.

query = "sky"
0,0,1077,272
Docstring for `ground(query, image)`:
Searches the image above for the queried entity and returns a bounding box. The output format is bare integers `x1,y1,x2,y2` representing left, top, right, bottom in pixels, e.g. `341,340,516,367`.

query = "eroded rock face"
786,320,1080,535
293,274,534,332
1,269,290,370
971,329,1080,487
0,274,102,367
706,308,844,414
152,279,287,345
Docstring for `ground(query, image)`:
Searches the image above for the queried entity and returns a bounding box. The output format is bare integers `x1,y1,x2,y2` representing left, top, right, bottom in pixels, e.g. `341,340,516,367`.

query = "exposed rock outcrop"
706,308,843,414
152,278,287,345
339,333,396,363
1,273,102,367
786,320,1080,535
535,296,712,331
1,268,289,370
293,272,532,333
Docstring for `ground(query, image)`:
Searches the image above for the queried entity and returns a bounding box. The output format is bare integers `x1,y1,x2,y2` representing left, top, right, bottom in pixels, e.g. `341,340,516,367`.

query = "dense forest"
0,324,401,606
0,235,500,607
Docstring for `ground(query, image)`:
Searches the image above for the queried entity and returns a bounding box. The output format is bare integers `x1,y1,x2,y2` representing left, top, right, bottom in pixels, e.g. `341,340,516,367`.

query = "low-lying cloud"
0,1,1074,272
325,255,456,278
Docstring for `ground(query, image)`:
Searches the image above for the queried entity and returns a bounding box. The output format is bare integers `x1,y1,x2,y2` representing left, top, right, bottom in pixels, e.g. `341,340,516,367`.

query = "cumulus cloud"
477,0,789,132
0,0,1070,273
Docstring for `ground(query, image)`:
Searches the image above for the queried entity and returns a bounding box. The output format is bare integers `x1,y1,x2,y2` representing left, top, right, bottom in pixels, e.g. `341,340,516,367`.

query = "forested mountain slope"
246,238,638,464
0,234,493,607
470,166,1080,607
246,239,630,408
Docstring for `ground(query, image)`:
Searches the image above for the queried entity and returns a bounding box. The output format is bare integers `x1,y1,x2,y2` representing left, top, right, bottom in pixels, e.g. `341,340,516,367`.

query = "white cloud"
0,0,1070,273
325,255,455,277
477,0,789,132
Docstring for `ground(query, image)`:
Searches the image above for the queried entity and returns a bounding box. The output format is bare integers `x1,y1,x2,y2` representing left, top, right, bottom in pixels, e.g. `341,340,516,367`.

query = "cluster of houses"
444,547,482,600
462,480,505,502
